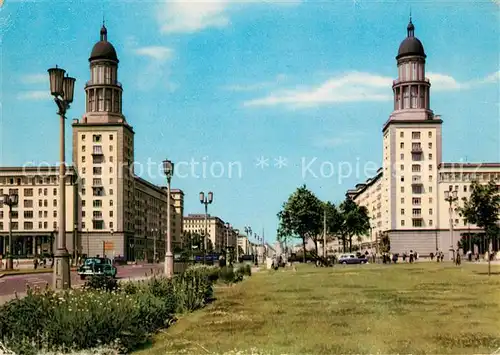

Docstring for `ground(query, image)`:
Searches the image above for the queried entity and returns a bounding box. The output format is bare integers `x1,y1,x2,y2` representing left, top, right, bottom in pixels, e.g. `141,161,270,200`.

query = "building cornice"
382,118,443,133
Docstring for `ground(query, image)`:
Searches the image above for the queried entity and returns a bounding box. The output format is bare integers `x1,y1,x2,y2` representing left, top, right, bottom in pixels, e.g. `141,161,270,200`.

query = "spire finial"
407,13,415,37
100,20,108,41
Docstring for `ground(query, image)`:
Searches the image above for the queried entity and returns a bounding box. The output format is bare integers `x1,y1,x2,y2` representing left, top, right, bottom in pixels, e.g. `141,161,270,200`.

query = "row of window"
81,134,114,143
400,131,433,139
400,185,432,194
0,188,57,197
401,218,466,228
81,145,113,153
0,221,57,231
398,164,434,172
400,142,433,149
401,208,433,216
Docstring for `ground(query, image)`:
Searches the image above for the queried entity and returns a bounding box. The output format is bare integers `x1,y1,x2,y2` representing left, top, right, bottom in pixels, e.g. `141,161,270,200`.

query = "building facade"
346,19,500,256
182,214,237,252
0,25,184,261
0,167,79,257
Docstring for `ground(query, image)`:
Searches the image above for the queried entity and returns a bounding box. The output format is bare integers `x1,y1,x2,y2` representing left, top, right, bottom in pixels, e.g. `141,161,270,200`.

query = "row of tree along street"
277,182,500,273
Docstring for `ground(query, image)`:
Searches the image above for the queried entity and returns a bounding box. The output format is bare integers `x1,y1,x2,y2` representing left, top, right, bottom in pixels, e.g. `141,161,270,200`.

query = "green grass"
136,263,500,355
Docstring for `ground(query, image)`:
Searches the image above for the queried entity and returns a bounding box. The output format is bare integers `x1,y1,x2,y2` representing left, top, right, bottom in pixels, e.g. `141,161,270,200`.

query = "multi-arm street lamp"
225,222,231,261
199,191,213,264
234,228,240,263
444,186,459,261
2,193,18,270
163,159,174,277
48,65,75,290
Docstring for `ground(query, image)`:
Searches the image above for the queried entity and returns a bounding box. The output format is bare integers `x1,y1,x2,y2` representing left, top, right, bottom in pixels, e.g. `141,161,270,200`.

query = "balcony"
411,145,423,153
411,176,423,186
92,146,104,156
85,80,122,88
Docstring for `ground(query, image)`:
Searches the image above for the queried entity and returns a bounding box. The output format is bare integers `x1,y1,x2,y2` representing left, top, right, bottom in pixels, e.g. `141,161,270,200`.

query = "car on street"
338,253,368,265
77,257,117,280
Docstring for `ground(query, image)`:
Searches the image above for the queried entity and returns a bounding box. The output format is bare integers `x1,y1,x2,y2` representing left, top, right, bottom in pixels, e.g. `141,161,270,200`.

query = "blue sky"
0,0,499,244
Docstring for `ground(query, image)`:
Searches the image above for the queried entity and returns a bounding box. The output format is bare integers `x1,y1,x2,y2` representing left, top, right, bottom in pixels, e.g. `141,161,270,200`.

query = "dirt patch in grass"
136,263,500,355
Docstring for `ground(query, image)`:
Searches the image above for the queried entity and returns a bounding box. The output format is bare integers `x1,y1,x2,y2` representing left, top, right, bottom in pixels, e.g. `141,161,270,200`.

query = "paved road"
0,263,163,297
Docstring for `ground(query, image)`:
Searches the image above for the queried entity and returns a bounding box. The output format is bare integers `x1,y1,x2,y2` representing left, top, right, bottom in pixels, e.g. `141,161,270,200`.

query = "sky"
0,0,499,245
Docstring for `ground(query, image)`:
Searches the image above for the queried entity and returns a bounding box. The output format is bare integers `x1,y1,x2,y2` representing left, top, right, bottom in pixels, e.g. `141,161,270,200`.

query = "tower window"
104,89,111,111
412,132,421,139
88,91,95,112
113,90,119,113
97,89,104,111
105,67,111,84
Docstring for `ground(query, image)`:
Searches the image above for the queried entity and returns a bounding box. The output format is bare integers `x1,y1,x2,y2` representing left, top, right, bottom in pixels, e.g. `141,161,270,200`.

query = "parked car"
77,257,117,280
338,253,368,265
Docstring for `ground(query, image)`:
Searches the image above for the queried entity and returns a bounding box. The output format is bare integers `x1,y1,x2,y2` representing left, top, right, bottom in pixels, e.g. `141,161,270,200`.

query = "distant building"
183,214,237,252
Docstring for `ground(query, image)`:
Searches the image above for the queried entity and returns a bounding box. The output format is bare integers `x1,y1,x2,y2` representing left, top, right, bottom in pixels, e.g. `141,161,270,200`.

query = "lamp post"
244,226,252,260
48,65,75,290
199,191,213,264
2,193,18,270
444,187,458,261
86,228,89,257
73,222,78,265
151,228,158,263
234,228,240,263
225,222,231,262
163,159,174,277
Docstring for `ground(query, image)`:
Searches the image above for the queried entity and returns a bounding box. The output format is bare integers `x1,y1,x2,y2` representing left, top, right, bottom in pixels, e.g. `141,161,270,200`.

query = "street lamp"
151,228,158,263
444,187,459,261
225,222,231,262
163,159,174,277
48,65,75,290
234,228,240,263
73,222,78,264
2,193,18,270
199,191,213,264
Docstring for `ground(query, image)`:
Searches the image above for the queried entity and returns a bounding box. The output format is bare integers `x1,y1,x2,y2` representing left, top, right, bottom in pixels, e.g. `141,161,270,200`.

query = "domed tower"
381,18,442,253
84,24,124,123
392,18,432,113
72,24,136,259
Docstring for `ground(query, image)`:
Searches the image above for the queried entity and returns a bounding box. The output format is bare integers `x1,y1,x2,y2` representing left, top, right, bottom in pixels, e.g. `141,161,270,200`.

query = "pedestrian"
33,258,38,270
402,253,407,262
409,250,414,264
430,252,434,261
455,250,461,266
440,252,444,262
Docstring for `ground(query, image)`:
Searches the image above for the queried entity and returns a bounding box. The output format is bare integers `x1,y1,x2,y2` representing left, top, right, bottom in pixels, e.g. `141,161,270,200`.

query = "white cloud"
244,70,500,109
244,72,393,108
157,0,301,34
134,46,173,62
479,70,500,84
17,91,50,101
427,72,465,91
20,73,47,85
132,46,175,91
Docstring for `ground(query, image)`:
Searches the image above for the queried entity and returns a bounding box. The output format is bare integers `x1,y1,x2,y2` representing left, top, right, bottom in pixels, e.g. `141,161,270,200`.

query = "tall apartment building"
0,24,183,261
346,19,500,256
182,214,237,252
0,167,79,257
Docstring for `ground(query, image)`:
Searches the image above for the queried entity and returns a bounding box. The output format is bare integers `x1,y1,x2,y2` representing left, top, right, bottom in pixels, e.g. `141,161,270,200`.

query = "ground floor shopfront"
0,232,57,257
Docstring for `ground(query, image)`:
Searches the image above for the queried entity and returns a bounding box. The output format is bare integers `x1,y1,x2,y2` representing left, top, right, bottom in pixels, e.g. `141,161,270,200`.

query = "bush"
219,266,235,284
244,264,252,276
83,275,118,292
0,265,220,354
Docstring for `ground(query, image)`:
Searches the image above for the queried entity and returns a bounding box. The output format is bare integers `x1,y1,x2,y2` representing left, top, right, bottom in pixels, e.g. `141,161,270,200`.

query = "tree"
338,198,371,252
459,180,500,276
277,185,323,262
324,201,344,251
378,233,390,253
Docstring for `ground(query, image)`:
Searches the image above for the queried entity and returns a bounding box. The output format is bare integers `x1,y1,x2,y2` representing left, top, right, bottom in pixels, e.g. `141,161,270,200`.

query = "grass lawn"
137,262,500,355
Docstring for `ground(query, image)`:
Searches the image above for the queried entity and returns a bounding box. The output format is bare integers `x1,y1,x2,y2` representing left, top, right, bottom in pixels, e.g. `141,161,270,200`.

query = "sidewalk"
0,275,154,305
